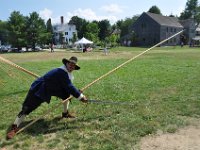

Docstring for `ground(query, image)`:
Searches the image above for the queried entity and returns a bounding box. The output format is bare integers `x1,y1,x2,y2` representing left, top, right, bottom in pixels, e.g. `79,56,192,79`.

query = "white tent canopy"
74,37,93,52
75,37,93,44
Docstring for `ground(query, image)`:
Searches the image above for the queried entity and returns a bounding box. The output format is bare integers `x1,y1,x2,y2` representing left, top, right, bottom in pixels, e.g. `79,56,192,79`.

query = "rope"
0,56,39,78
2,30,184,135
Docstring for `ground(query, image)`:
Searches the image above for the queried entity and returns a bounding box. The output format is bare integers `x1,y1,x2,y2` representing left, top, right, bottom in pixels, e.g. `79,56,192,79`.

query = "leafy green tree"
107,34,120,47
85,22,99,43
148,5,162,14
25,12,48,50
46,18,54,44
194,6,200,25
180,0,198,19
117,16,138,38
98,19,111,41
71,32,77,44
169,14,175,17
69,16,88,38
115,15,139,46
7,11,26,50
58,32,64,44
0,20,9,45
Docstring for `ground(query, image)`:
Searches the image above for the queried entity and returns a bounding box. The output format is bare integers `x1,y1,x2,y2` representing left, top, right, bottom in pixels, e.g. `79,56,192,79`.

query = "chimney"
61,16,64,24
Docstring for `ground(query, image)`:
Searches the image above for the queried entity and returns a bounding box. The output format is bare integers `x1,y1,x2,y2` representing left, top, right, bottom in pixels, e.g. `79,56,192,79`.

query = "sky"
0,0,188,25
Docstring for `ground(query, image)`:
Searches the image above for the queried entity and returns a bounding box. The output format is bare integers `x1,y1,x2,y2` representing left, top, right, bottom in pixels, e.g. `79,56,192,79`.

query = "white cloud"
66,8,118,24
67,8,98,21
100,4,123,14
39,8,64,24
39,8,53,21
39,7,119,25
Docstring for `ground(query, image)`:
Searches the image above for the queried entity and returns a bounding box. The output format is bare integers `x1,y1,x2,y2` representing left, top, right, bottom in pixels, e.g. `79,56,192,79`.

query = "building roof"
145,12,183,28
53,23,76,32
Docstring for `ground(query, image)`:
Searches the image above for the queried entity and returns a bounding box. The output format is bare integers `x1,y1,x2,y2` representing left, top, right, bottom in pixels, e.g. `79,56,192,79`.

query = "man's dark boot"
62,111,76,118
6,124,19,140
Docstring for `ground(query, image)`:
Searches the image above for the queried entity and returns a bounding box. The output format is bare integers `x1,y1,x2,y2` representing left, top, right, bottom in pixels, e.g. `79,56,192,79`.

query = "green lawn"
0,46,200,149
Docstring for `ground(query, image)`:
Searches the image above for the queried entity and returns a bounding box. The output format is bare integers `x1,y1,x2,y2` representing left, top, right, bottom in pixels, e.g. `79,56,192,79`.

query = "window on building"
196,31,200,36
166,27,168,32
174,28,176,32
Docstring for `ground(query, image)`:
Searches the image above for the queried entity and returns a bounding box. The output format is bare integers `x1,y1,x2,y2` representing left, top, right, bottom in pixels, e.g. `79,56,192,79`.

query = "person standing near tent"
7,56,88,140
103,43,108,55
50,43,54,52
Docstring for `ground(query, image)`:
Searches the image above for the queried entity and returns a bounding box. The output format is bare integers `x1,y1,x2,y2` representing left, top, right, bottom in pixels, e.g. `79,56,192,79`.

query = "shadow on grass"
14,114,112,137
1,113,114,147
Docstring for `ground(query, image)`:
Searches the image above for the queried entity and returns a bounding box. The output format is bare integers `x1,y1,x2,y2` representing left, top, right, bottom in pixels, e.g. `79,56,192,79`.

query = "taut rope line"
0,56,39,78
1,30,184,136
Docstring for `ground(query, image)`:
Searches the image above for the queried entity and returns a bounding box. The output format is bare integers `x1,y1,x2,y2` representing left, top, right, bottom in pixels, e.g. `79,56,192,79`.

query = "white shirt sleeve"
78,93,84,100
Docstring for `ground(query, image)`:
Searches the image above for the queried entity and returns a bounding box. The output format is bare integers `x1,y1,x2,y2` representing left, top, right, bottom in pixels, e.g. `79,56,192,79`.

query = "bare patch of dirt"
138,118,200,150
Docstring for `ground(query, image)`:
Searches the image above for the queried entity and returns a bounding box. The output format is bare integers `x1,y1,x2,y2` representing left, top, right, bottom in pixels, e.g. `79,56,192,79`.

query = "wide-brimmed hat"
62,56,80,70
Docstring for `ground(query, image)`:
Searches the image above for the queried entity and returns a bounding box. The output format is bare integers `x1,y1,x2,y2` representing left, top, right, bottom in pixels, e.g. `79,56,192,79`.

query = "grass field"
0,46,200,149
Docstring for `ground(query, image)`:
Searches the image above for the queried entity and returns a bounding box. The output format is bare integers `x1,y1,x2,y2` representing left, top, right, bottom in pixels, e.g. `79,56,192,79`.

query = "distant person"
50,43,54,52
6,56,88,140
181,41,184,48
104,47,108,55
103,43,108,55
83,45,87,53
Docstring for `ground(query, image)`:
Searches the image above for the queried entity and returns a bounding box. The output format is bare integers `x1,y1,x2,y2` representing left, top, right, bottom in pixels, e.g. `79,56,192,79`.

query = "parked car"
9,47,19,53
35,46,42,51
31,46,42,51
0,45,9,53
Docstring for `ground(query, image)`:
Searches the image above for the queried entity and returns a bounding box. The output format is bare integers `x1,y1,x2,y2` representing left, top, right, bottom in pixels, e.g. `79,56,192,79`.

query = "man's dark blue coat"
30,68,81,103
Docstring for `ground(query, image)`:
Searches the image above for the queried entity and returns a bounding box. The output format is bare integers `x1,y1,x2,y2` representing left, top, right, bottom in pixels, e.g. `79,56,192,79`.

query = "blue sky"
1,0,187,24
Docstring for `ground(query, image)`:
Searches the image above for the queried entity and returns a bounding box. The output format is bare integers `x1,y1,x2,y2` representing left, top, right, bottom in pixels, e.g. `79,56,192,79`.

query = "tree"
117,15,138,38
46,18,54,44
69,16,88,39
194,6,200,25
58,32,64,44
7,11,26,50
148,5,162,14
85,22,99,43
25,12,48,50
0,20,9,45
98,19,111,41
71,32,77,44
169,14,175,17
180,0,198,19
107,34,120,47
